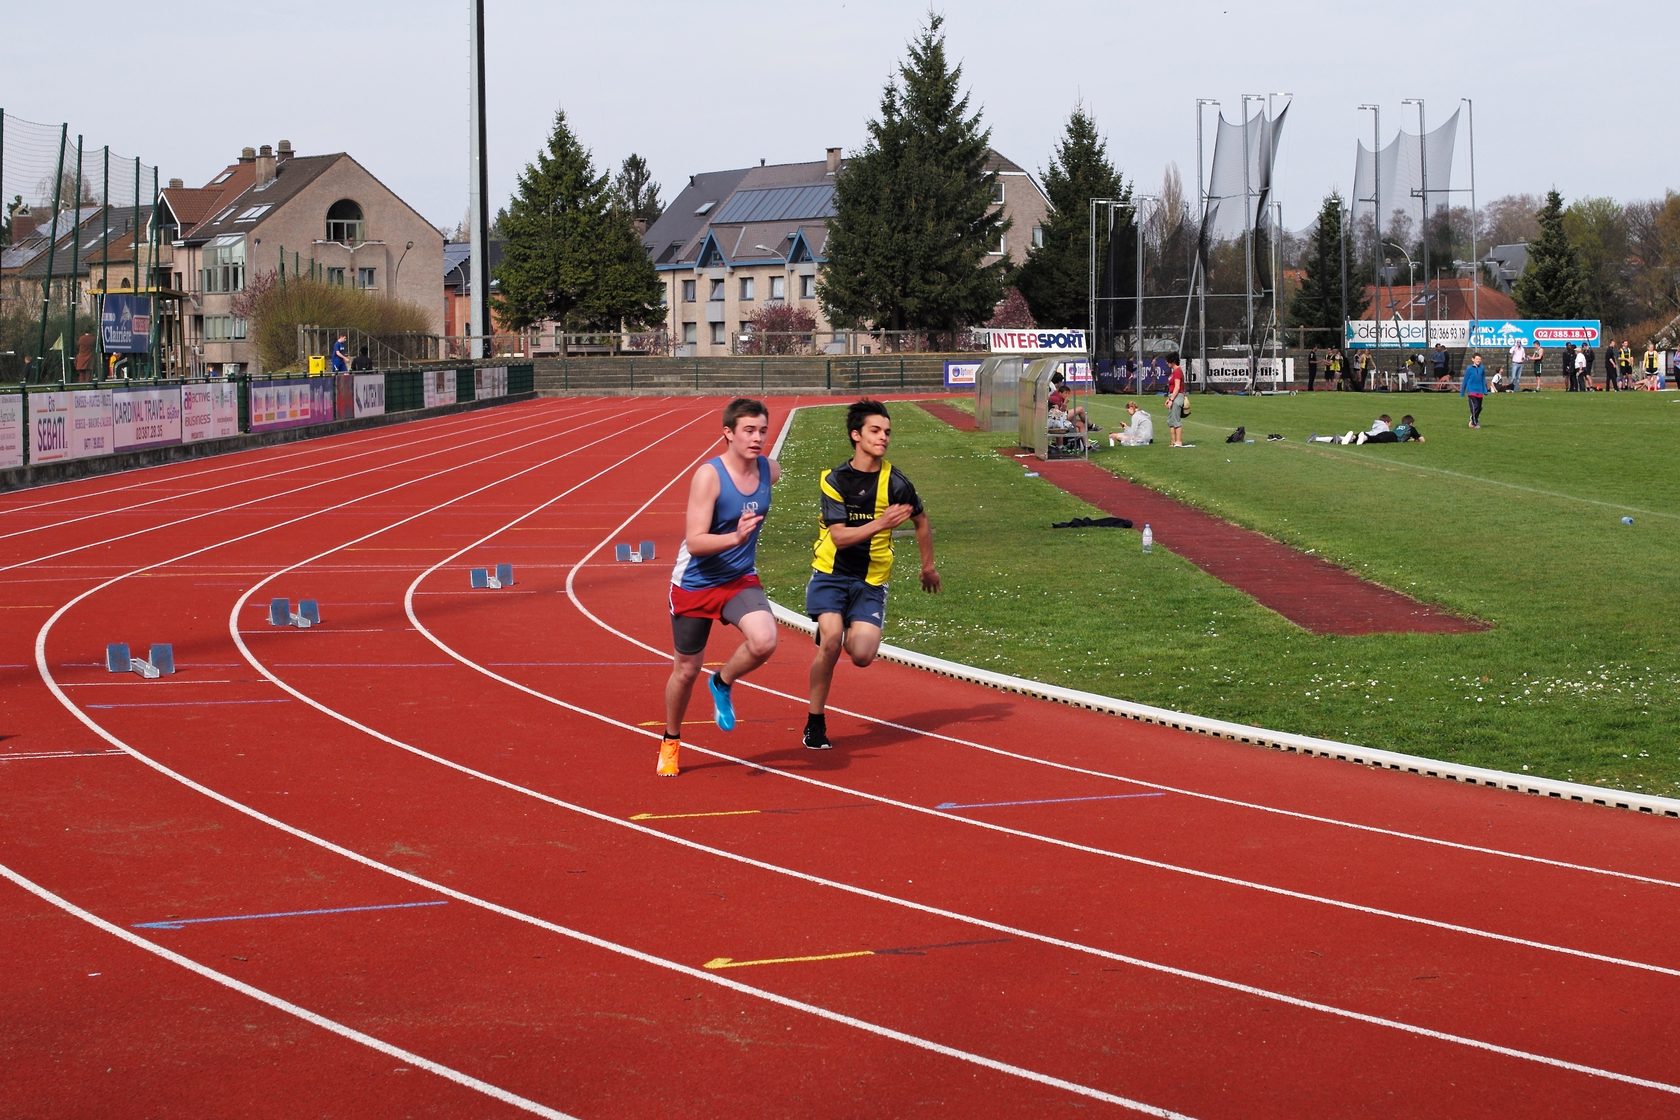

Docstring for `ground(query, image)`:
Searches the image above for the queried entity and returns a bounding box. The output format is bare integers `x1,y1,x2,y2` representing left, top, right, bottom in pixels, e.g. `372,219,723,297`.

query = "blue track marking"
133,899,447,930
935,792,1167,811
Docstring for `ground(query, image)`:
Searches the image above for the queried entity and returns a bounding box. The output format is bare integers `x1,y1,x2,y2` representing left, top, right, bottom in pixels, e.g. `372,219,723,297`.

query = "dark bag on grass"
1226,426,1246,443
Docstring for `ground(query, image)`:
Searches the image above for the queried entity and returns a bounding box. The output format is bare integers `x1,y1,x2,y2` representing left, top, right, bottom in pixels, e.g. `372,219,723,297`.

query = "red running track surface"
2,395,1678,1119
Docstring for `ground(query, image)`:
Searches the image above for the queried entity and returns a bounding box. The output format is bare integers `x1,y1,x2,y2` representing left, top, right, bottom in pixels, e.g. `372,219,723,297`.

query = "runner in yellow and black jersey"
802,399,940,750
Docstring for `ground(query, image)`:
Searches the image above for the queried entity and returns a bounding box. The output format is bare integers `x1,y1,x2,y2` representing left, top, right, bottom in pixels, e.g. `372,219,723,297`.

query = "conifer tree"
1016,106,1128,330
1287,193,1367,346
819,14,1007,339
494,108,663,332
1514,189,1588,319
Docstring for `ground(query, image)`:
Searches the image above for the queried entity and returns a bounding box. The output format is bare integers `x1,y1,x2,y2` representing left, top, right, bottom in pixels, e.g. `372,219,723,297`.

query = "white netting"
1350,108,1460,241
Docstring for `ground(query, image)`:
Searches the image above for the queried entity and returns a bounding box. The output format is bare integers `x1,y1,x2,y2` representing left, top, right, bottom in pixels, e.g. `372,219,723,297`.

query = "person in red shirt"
1164,360,1188,447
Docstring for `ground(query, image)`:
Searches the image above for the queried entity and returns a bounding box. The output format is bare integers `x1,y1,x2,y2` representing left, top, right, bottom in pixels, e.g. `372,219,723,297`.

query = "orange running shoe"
656,735,680,777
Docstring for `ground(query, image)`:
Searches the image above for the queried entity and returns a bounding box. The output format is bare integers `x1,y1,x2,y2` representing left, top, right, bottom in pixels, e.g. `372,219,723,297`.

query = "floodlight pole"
1134,195,1158,378
1196,98,1219,387
1241,94,1263,354
1403,98,1428,348
1358,104,1381,357
1462,97,1478,330
468,0,491,360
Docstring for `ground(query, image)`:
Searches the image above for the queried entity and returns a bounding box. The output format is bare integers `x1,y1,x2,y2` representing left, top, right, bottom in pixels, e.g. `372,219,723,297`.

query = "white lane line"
0,862,579,1120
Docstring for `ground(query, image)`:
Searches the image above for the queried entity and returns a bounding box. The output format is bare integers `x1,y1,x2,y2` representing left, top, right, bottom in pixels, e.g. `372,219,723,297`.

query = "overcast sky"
7,0,1671,237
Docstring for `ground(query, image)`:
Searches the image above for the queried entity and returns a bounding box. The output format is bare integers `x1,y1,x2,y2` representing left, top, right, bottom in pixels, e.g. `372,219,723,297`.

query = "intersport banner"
0,393,23,469
112,385,183,452
181,381,240,444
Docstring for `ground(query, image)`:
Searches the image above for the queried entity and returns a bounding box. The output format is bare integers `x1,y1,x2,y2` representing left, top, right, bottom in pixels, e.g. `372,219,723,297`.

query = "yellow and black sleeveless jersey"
810,458,923,586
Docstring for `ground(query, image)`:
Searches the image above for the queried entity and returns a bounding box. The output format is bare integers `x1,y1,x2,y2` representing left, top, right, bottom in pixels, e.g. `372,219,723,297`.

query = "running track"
3,395,1677,1119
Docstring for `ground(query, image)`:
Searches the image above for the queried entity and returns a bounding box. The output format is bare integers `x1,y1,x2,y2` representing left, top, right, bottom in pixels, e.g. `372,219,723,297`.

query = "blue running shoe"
708,673,736,731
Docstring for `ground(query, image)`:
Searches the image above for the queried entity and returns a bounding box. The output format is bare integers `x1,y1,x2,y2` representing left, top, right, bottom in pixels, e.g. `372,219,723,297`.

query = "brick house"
641,147,1049,356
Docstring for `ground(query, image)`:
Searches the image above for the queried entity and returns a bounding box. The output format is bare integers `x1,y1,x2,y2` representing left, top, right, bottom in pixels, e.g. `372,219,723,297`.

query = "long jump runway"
3,395,1677,1119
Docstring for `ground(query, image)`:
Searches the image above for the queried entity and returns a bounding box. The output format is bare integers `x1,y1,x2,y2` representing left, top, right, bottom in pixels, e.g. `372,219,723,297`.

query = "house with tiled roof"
641,147,1048,356
160,141,443,374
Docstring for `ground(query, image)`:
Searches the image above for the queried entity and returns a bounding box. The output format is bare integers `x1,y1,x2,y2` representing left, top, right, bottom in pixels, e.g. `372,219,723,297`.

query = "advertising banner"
423,369,458,409
943,359,981,388
473,365,508,400
0,393,23,469
181,381,240,444
101,294,153,354
112,385,183,452
981,328,1088,354
250,377,336,433
1191,357,1295,385
70,388,114,458
1345,318,1601,350
353,374,387,418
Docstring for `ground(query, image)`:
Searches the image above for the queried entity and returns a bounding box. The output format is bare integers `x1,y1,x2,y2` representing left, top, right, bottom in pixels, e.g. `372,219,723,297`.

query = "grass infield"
759,388,1680,799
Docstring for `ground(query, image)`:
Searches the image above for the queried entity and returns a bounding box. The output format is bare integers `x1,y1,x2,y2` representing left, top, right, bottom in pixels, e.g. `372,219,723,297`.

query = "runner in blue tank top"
658,398,782,777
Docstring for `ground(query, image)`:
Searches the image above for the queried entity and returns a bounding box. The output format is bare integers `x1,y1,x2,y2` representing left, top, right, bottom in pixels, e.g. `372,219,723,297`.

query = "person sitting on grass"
1107,400,1154,447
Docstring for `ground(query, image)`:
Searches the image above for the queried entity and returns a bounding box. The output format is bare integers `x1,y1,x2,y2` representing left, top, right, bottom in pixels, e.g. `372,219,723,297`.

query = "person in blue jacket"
1461,352,1489,428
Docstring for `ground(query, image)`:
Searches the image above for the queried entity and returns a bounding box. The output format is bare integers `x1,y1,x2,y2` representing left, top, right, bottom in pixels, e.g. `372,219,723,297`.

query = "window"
203,315,248,341
682,322,697,344
325,199,364,244
769,275,785,300
800,274,815,300
709,279,724,301
234,205,271,223
992,235,1006,256
327,267,346,287
739,277,754,300
694,200,715,216
710,322,726,345
1032,225,1044,249
681,279,696,302
357,267,376,289
992,179,1005,204
200,234,247,293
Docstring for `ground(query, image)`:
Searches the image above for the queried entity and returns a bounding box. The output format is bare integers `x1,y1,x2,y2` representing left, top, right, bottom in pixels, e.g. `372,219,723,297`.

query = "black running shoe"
801,720,832,750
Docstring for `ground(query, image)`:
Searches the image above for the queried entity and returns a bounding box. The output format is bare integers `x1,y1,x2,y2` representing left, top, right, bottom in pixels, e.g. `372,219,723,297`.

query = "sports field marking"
0,864,578,1120
629,809,762,822
936,793,1168,811
706,937,1012,971
132,899,448,930
84,699,292,710
1,749,126,762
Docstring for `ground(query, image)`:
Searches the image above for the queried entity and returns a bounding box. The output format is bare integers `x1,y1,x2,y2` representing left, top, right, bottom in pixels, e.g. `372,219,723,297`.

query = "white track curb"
773,403,1680,820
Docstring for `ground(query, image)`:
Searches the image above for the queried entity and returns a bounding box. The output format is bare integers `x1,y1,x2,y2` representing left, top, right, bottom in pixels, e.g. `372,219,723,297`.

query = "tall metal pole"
1196,98,1218,386
1339,203,1349,348
1462,97,1478,330
468,0,491,360
1241,95,1262,351
1403,98,1428,348
1357,105,1382,357
1087,197,1097,366
1134,196,1156,378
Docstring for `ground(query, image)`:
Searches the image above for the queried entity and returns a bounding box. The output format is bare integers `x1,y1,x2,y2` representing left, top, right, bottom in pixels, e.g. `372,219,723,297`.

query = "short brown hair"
722,397,769,430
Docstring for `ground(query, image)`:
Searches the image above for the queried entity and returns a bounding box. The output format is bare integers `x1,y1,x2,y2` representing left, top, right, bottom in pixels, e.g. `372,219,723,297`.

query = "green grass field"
758,388,1680,798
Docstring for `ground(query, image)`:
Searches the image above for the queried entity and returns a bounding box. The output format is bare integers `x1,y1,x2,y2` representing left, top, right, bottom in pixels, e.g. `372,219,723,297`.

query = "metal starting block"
268,597,321,627
614,540,658,564
469,562,515,589
105,642,175,678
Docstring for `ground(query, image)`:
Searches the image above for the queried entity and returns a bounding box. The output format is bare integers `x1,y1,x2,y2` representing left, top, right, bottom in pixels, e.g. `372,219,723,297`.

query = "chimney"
825,147,842,175
239,146,256,163
255,144,277,187
632,218,648,237
277,139,294,161
168,178,184,189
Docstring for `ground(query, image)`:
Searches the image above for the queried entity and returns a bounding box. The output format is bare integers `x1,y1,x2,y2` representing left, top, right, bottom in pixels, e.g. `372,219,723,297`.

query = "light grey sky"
7,0,1671,236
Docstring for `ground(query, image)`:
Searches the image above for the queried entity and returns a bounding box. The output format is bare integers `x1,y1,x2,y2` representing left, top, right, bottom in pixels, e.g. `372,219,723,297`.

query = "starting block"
105,642,175,679
614,540,658,564
469,562,515,589
268,597,321,628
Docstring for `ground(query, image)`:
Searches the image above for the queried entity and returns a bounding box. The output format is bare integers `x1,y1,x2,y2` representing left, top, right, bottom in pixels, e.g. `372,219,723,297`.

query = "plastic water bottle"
1141,523,1153,553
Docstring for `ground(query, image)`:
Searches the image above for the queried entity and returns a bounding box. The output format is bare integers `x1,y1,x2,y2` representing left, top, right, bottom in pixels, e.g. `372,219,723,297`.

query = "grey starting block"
268,597,321,627
469,562,515,589
614,540,658,564
105,642,175,679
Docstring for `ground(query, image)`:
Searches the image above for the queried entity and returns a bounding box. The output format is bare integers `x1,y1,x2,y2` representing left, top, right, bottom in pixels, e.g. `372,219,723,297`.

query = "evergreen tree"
1016,106,1128,330
493,108,663,333
1514,190,1588,319
1287,193,1367,346
612,154,664,228
819,14,1007,339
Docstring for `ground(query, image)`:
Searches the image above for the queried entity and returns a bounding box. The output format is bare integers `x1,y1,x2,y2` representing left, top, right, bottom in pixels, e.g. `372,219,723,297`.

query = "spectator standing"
1579,344,1595,392
1327,348,1344,390
1642,343,1661,389
1165,359,1188,446
1528,343,1545,387
1617,341,1635,390
1306,347,1319,392
350,346,373,372
330,334,349,372
1461,352,1489,428
74,332,94,382
1508,341,1525,391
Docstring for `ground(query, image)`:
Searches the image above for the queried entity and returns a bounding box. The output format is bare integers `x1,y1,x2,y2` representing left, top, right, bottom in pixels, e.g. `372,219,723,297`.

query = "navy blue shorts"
805,571,887,631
